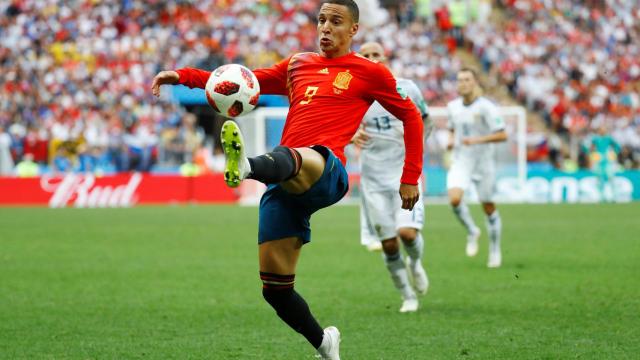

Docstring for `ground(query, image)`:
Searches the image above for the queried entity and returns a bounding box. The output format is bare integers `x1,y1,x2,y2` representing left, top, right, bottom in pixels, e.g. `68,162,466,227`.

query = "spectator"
22,126,48,165
192,143,214,175
0,125,13,175
211,147,226,173
15,153,39,178
52,146,73,175
125,119,158,172
448,0,468,46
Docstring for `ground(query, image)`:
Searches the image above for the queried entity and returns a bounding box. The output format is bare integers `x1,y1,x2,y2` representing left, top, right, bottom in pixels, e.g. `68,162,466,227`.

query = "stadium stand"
467,0,640,168
1,0,638,175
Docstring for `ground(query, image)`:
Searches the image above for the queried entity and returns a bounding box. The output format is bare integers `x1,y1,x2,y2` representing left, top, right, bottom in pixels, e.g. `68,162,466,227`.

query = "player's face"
359,43,386,63
598,126,607,135
457,71,477,96
317,4,359,58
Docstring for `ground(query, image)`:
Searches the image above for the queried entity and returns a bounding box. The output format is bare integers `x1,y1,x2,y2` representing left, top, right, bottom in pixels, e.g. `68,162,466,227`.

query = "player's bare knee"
398,228,418,243
450,196,462,207
482,202,496,215
381,238,400,255
448,188,463,207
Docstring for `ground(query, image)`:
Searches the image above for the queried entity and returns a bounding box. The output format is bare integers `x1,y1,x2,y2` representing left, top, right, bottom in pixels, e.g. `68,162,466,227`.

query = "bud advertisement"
0,173,238,207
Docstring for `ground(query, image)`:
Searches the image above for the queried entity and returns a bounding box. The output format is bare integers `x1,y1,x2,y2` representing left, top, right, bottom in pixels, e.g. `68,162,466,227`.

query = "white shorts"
359,186,424,246
446,156,496,202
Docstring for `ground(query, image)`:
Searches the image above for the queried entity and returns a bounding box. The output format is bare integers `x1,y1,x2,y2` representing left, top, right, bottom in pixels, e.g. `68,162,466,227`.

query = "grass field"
1,203,639,359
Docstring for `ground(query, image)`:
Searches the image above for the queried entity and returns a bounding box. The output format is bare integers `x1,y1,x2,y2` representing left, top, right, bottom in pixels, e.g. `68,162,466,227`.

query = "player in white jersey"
352,42,431,312
446,68,507,268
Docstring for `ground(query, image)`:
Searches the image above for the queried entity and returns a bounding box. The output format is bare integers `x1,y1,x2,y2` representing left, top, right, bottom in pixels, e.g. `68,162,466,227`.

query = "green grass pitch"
1,203,639,359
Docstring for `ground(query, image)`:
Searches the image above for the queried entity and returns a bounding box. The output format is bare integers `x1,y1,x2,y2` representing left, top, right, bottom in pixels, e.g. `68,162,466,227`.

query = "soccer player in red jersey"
151,1,423,358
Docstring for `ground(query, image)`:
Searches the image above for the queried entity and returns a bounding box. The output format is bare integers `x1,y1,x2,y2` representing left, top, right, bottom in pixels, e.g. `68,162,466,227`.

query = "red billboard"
0,173,238,207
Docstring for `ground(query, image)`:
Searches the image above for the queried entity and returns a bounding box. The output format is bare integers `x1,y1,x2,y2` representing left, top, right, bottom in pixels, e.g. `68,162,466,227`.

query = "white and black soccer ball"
205,64,260,118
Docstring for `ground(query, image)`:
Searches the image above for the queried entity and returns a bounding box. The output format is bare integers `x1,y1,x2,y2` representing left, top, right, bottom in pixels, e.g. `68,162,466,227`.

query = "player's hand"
151,70,180,97
462,137,478,146
446,140,454,150
351,128,370,148
399,183,420,210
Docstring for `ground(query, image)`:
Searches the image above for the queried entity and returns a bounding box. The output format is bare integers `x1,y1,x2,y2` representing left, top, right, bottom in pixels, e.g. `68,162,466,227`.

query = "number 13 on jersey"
300,86,319,105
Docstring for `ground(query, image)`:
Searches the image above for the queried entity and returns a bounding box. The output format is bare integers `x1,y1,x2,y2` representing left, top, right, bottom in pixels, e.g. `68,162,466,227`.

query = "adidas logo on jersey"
317,68,329,74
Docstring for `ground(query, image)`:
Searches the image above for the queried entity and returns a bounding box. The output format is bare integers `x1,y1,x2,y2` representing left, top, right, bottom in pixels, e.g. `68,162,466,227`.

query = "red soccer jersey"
175,52,424,185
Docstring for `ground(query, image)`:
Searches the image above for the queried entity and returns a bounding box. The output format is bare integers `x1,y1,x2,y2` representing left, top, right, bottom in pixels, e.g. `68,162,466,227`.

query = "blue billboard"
424,168,640,203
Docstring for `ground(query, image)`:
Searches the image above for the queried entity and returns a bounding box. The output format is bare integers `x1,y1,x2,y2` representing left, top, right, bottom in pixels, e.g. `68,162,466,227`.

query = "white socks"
485,210,502,250
452,202,479,235
403,233,424,262
384,252,416,300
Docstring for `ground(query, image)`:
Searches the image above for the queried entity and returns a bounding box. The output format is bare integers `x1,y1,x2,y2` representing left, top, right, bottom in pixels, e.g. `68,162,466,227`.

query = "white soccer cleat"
399,297,419,313
220,120,250,188
366,242,382,252
466,229,480,257
317,326,341,360
488,249,502,268
407,257,429,295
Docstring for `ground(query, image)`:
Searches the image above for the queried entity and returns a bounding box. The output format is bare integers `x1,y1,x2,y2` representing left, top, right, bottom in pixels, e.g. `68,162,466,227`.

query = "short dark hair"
459,67,479,81
321,0,360,23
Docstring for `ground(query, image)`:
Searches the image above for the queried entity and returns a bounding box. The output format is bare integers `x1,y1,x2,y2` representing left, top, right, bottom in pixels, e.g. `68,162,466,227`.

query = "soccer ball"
205,64,260,118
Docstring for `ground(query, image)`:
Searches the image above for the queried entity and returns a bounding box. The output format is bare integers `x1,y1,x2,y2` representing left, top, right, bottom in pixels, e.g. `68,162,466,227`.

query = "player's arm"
151,68,210,97
611,137,621,154
350,123,370,148
369,64,424,210
462,130,507,145
151,56,292,97
407,81,432,139
462,101,508,145
447,129,456,150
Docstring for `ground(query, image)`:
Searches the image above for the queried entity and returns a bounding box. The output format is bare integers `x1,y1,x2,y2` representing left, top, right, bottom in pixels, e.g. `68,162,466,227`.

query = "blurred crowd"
0,0,318,176
1,0,187,175
0,0,471,176
1,0,639,177
467,0,640,170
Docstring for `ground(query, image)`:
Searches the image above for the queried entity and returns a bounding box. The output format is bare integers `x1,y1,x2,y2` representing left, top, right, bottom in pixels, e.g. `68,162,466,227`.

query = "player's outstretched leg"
400,230,429,295
221,120,303,188
484,206,502,268
220,120,250,187
382,239,418,312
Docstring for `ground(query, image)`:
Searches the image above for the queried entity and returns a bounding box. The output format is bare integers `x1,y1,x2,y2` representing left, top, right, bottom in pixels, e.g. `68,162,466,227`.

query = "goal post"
236,106,527,204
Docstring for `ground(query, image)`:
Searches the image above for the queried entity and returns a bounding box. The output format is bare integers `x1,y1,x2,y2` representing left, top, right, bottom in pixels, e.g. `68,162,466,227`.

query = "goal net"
236,106,527,204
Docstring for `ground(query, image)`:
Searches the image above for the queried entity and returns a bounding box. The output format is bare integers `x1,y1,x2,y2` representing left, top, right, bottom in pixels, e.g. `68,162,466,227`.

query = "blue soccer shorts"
258,145,349,244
